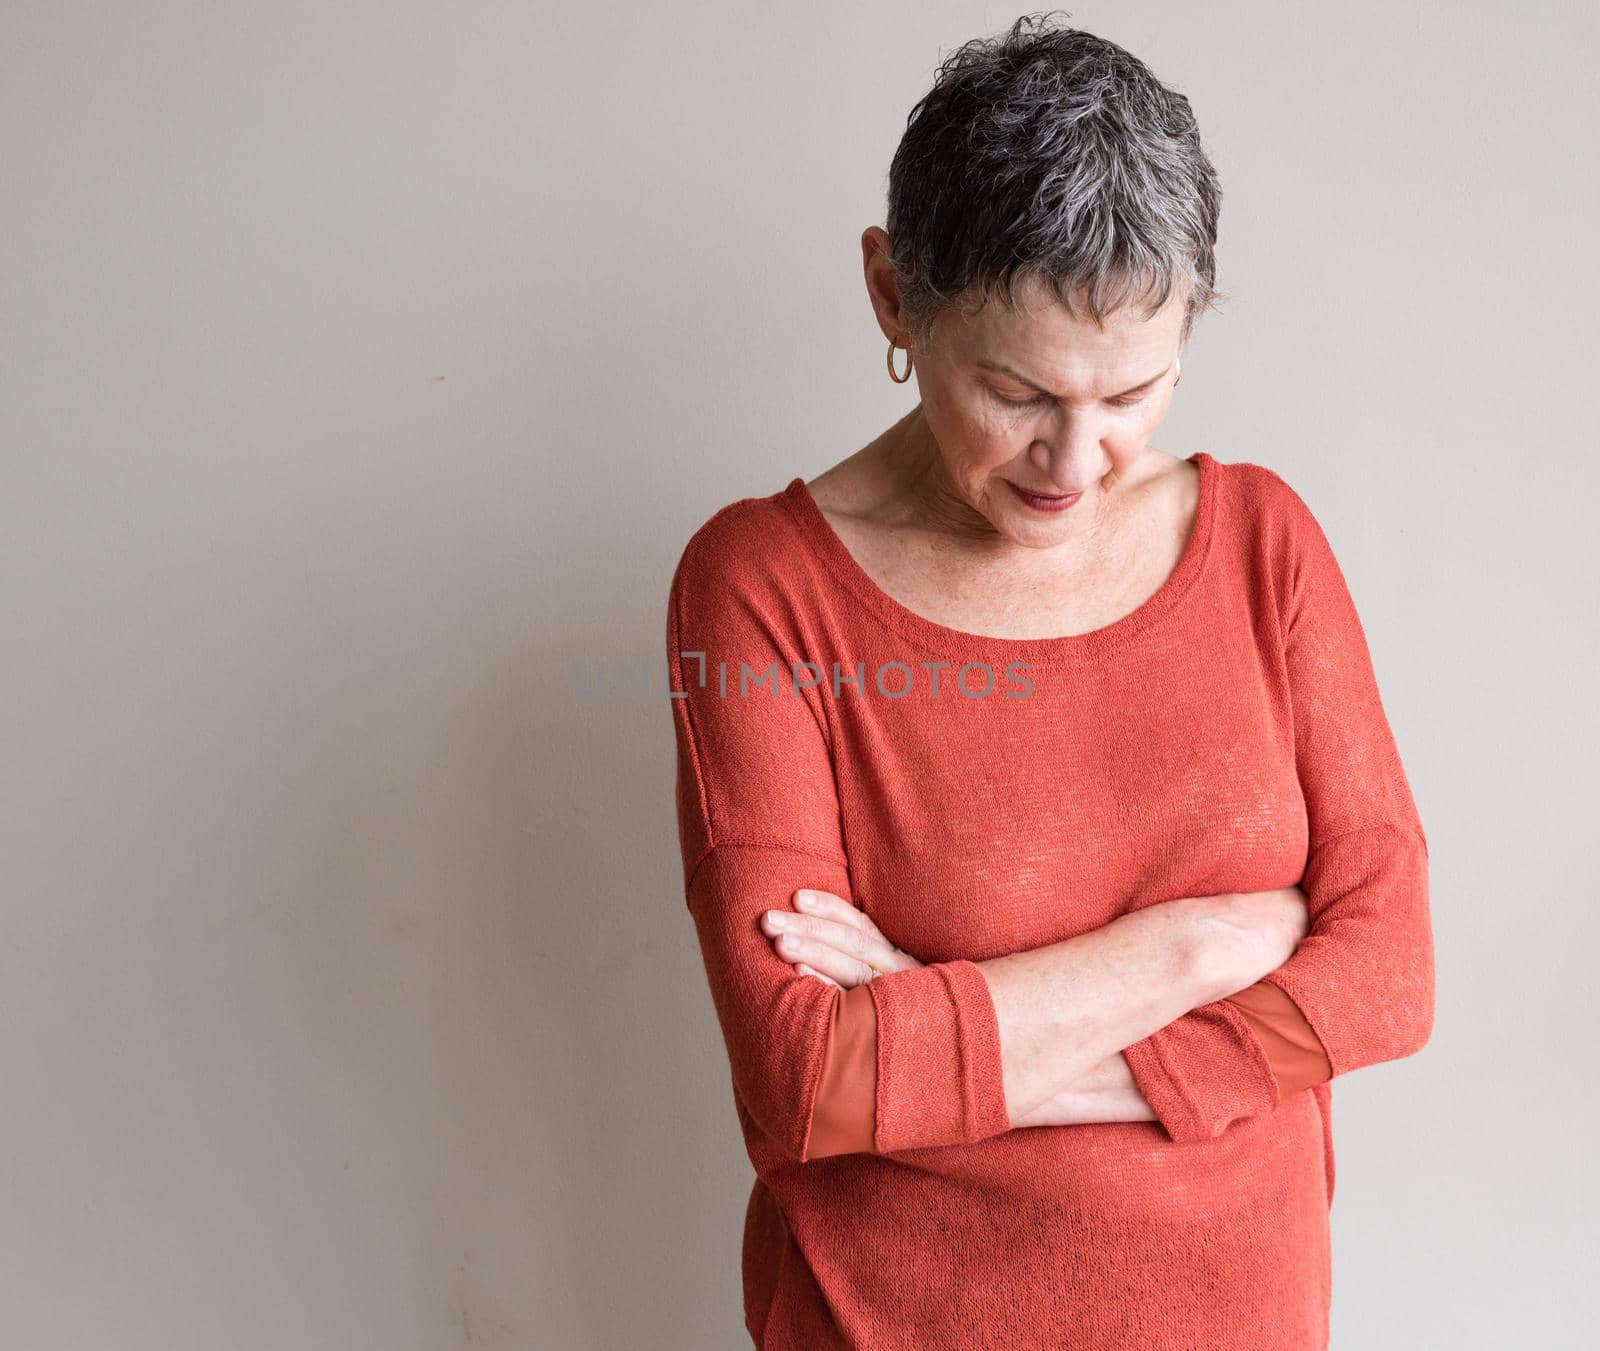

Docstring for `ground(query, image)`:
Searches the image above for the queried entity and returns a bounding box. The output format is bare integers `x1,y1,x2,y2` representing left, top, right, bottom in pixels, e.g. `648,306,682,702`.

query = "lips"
1005,480,1085,513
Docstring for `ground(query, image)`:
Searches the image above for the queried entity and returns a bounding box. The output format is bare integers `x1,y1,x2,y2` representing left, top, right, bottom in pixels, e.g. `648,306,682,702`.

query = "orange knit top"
665,451,1434,1349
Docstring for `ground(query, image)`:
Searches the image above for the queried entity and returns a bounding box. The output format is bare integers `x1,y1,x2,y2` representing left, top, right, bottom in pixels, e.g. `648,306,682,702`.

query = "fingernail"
765,910,786,929
794,890,812,908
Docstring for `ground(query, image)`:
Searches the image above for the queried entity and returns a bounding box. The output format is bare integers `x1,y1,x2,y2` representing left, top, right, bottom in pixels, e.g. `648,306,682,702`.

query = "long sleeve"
1122,477,1434,1142
667,507,1012,1164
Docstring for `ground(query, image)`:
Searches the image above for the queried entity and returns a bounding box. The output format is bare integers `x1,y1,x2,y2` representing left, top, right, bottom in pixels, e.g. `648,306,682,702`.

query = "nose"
1029,438,1104,494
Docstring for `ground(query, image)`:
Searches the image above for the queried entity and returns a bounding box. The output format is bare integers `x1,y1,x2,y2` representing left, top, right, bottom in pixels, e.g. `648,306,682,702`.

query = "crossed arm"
766,881,1325,1156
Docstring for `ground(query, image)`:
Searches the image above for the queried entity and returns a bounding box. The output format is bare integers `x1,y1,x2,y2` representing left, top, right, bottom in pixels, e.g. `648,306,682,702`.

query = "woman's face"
908,280,1188,544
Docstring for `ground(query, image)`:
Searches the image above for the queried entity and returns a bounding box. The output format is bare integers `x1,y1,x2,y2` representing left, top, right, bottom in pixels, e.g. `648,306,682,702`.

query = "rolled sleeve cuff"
870,958,1013,1154
1122,999,1281,1143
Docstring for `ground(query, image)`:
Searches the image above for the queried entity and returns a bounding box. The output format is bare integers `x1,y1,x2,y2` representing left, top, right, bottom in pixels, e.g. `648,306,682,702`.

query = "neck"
879,405,1004,544
870,405,1142,568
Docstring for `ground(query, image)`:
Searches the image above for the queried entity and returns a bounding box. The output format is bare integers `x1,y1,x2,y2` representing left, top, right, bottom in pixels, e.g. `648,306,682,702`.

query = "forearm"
979,893,1261,1124
1008,1051,1155,1128
1008,985,1330,1129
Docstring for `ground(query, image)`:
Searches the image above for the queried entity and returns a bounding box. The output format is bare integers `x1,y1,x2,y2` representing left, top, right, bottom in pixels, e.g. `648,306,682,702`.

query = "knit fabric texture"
664,451,1434,1349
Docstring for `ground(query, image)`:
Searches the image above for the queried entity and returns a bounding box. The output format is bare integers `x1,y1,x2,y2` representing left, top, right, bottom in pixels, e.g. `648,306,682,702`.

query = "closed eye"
993,389,1148,409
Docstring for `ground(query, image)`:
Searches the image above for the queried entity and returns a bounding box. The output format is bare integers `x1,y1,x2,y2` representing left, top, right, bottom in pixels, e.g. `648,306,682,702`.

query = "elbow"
1382,1014,1432,1067
734,1080,824,1166
1399,983,1435,1060
1361,970,1435,1068
1287,951,1434,1078
1339,917,1436,1070
1395,947,1436,1060
733,989,878,1166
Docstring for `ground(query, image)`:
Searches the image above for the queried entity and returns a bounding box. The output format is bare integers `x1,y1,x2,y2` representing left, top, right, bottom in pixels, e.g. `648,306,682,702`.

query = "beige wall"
3,2,1593,1347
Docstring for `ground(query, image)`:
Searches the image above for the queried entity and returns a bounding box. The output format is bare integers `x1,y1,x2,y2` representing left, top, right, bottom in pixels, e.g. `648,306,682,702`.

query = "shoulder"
665,480,811,636
1204,455,1357,630
669,483,803,588
1220,456,1317,524
1213,455,1335,561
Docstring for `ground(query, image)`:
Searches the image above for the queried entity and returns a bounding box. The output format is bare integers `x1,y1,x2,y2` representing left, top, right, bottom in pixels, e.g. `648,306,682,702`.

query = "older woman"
664,16,1433,1350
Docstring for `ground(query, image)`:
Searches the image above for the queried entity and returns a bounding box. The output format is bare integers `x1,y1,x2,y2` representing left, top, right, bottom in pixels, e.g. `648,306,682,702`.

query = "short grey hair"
886,12,1226,353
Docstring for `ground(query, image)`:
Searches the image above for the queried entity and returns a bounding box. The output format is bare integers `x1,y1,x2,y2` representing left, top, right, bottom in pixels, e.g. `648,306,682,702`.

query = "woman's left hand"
760,888,924,987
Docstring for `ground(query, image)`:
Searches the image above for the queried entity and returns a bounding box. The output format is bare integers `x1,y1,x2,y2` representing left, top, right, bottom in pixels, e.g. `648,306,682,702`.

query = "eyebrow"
975,359,1172,401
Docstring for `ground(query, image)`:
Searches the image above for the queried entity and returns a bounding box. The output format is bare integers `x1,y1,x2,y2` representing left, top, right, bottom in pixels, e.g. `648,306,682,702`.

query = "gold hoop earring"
887,336,913,384
1173,356,1182,388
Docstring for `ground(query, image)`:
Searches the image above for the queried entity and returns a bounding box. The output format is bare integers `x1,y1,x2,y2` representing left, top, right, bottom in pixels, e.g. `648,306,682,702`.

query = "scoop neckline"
776,450,1219,666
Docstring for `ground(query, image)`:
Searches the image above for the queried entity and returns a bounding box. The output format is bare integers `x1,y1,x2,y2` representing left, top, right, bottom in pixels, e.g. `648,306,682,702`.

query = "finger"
761,907,911,980
792,888,876,935
771,928,879,989
808,916,914,975
794,962,842,988
768,911,881,969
